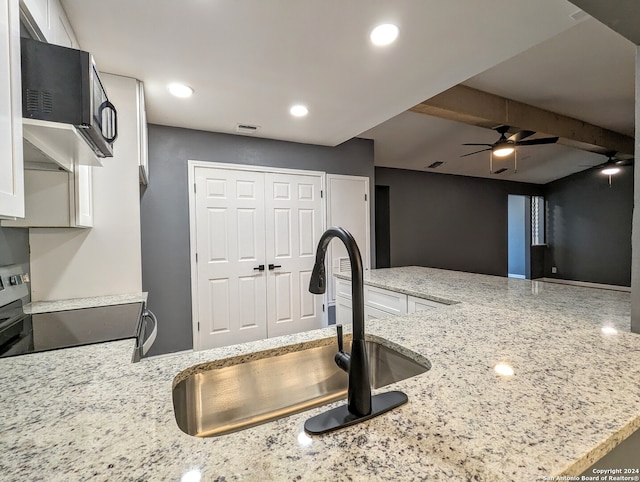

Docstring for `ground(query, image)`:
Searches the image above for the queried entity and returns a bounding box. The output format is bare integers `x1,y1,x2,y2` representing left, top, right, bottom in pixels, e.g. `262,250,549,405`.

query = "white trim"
188,160,325,179
508,273,526,279
187,161,328,351
537,277,631,292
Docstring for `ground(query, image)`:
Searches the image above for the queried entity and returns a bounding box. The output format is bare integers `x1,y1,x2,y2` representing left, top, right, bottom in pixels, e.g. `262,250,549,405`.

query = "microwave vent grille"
25,89,53,114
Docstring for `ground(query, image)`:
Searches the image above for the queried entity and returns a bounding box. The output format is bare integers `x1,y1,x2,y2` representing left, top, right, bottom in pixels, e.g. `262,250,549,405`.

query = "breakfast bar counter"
1,267,639,481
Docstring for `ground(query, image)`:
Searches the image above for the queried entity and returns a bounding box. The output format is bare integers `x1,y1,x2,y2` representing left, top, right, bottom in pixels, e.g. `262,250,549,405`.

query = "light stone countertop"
1,267,639,481
24,292,148,314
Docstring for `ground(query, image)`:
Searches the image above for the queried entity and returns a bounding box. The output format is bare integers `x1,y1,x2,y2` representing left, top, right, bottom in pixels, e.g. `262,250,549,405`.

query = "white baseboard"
537,277,630,292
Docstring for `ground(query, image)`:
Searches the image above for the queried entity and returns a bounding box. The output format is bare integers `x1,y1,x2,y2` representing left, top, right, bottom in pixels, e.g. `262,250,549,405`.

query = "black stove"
0,264,147,359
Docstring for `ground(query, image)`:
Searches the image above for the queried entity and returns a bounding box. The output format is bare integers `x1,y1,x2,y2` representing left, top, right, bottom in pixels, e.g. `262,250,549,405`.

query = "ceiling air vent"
426,161,444,169
494,168,508,174
236,123,260,134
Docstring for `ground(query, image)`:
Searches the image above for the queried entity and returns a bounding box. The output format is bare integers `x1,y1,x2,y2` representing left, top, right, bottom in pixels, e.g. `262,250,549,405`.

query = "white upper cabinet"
1,160,93,228
0,0,24,219
20,0,79,48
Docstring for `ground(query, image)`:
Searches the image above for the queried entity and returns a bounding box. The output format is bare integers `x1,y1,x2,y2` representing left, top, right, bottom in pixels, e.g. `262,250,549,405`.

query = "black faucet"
304,227,408,435
308,226,371,416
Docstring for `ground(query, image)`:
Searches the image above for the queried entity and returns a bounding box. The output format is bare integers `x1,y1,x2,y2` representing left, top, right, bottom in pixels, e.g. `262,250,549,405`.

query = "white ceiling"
361,17,636,183
60,1,635,184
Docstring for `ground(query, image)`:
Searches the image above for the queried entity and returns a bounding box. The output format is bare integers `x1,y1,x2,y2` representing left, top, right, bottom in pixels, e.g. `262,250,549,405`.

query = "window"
531,196,545,245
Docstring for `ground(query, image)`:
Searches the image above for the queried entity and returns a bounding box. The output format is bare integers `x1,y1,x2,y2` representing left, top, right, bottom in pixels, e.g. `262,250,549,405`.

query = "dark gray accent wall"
544,164,634,287
141,125,374,356
0,227,29,268
375,167,543,276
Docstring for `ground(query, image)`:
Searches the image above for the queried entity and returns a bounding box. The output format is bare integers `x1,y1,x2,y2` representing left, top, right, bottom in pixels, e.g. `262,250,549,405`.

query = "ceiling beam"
409,85,635,157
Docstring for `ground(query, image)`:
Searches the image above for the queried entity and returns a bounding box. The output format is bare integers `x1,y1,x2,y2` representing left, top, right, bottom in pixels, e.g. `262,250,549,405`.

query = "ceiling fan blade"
615,158,634,166
516,137,559,146
508,130,535,142
462,143,493,147
460,148,492,158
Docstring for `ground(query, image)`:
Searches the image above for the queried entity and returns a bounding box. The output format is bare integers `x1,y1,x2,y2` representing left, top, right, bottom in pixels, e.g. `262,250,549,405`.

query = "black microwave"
20,38,117,158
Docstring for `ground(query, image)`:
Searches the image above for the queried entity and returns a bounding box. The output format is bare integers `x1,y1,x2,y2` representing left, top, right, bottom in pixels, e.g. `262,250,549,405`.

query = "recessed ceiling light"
290,105,308,117
168,83,194,98
370,23,399,46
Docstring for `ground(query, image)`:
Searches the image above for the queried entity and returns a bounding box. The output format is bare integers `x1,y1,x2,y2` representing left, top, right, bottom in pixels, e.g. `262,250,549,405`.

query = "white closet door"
194,167,267,350
264,172,324,337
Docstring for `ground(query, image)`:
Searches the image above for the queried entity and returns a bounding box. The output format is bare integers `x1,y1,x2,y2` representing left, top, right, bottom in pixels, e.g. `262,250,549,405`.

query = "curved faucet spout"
309,227,365,340
309,227,371,416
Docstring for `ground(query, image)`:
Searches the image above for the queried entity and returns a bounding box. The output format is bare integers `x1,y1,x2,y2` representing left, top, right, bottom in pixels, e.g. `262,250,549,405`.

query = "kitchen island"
1,267,639,481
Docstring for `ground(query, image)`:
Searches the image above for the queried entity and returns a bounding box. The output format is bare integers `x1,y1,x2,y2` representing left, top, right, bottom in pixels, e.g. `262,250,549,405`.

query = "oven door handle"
141,309,158,356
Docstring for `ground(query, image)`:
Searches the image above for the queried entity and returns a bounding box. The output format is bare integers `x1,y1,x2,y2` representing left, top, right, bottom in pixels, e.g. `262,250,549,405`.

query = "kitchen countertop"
24,292,148,314
1,267,639,481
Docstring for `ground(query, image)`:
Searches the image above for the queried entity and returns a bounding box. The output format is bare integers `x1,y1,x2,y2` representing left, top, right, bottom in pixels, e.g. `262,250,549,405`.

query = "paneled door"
194,167,268,350
192,165,324,350
264,173,324,338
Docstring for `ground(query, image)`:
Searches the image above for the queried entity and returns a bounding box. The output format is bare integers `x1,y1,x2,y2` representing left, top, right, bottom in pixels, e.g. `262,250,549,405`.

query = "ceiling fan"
583,152,634,186
461,125,559,158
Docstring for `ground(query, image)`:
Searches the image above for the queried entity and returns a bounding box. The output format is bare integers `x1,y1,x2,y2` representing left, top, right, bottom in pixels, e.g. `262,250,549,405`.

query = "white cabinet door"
50,0,78,48
137,81,149,185
265,172,323,338
21,0,51,40
194,167,268,350
0,0,24,219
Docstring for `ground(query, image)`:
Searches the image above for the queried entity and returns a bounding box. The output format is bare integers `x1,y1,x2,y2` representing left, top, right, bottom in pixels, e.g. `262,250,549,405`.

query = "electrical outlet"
551,267,557,274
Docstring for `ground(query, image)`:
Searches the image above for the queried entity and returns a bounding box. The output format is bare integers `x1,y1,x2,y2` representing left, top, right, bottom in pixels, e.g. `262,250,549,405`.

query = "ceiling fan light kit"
492,144,515,157
462,125,558,175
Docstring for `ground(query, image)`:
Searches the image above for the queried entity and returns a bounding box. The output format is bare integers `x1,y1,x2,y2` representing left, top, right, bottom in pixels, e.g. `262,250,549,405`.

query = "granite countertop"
24,292,148,314
1,267,639,481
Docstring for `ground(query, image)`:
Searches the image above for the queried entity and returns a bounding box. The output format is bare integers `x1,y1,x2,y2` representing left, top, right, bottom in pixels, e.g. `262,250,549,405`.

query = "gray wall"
375,167,543,276
632,46,639,334
140,125,374,356
544,165,633,287
0,227,29,268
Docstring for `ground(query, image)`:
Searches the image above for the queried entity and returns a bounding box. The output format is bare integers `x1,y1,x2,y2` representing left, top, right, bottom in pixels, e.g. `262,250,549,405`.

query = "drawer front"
408,295,447,312
364,285,407,316
364,304,395,321
335,278,352,300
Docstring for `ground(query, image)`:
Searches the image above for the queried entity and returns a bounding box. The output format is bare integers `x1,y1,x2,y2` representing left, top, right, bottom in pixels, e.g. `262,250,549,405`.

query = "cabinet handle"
268,264,282,270
253,265,265,271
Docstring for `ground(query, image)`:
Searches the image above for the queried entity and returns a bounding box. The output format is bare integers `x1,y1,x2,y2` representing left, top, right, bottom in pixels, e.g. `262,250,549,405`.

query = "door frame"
325,173,371,306
187,160,327,350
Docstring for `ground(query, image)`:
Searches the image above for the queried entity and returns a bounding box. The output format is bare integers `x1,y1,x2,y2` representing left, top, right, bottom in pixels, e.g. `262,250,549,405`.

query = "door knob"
268,264,282,270
253,265,265,271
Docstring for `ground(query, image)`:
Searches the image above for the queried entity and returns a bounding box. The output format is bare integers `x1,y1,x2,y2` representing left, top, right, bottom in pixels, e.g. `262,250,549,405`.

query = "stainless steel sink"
172,337,430,437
